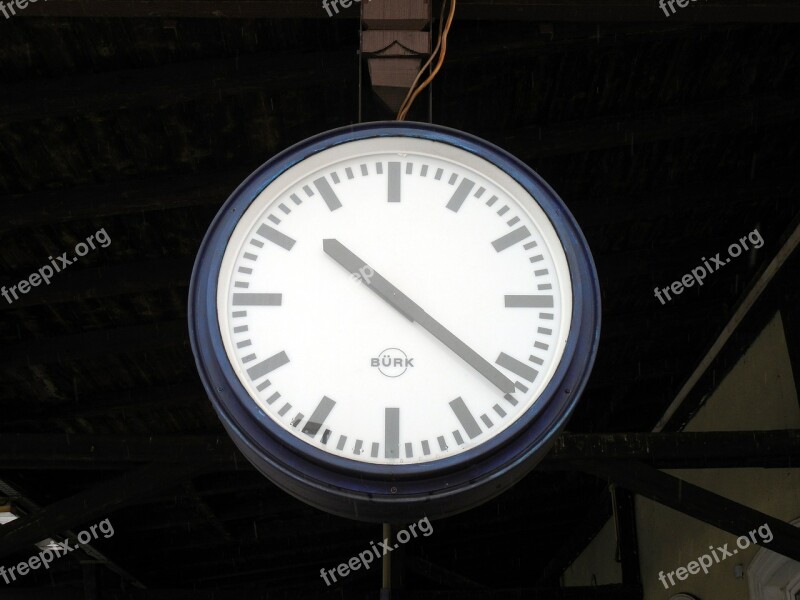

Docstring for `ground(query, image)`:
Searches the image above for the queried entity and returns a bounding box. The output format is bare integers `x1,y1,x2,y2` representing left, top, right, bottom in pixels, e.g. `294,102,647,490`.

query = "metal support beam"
0,463,200,559
575,459,800,562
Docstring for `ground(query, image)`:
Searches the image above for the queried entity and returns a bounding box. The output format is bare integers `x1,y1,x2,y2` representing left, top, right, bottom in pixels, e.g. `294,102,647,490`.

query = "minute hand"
323,239,516,394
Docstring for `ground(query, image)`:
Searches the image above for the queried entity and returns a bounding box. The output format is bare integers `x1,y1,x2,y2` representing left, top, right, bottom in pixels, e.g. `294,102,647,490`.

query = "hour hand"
323,238,516,394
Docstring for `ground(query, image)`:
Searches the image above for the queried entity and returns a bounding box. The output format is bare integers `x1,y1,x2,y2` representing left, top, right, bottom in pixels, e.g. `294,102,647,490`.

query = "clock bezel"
189,121,600,520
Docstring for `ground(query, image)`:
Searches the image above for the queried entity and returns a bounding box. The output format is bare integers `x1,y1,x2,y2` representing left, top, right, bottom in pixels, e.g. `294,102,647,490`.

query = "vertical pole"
380,522,392,599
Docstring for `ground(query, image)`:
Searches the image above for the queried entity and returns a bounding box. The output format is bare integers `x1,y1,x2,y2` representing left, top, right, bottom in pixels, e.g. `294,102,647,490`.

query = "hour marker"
321,429,331,445
486,195,498,207
278,203,291,214
493,404,507,418
497,206,509,216
529,355,544,365
503,393,518,406
233,293,282,306
420,165,428,177
492,226,531,252
405,442,413,457
507,217,520,226
515,381,528,392
238,267,253,275
496,352,538,382
534,269,549,277
232,310,247,318
538,327,552,335
530,255,544,263
242,353,256,363
385,407,400,459
336,435,347,451
345,167,354,180
474,187,485,198
234,281,249,289
405,163,413,175
421,440,431,455
434,168,443,180
291,413,304,428
256,223,295,251
290,193,303,205
523,241,538,250
505,295,554,308
330,172,340,184
449,397,481,440
388,162,401,203
303,185,314,197
256,379,270,391
534,341,550,351
236,339,252,349
243,253,257,261
480,414,493,428
246,350,290,381
371,442,379,458
354,440,363,455
233,325,249,333
313,177,342,211
437,436,448,451
448,173,458,185
540,312,554,320
453,430,464,445
250,239,264,248
278,403,291,417
360,164,368,176
302,396,336,438
446,179,475,212
538,283,552,290
268,215,281,225
376,162,383,175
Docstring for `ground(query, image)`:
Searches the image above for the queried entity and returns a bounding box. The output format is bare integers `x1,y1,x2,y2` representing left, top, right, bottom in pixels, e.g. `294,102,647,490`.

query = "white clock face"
217,136,572,466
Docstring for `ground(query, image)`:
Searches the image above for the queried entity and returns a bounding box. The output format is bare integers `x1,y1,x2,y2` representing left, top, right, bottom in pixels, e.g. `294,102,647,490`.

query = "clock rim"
188,121,601,515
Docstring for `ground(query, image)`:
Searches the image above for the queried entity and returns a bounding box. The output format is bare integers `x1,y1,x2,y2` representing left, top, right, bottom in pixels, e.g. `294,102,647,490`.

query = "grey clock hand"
323,238,516,394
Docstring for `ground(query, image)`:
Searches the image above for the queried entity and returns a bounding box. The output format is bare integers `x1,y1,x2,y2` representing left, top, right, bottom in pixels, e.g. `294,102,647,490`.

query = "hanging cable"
396,0,456,121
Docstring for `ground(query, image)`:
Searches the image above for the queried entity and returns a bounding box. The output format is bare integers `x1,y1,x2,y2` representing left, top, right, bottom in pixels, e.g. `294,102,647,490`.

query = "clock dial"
216,136,573,466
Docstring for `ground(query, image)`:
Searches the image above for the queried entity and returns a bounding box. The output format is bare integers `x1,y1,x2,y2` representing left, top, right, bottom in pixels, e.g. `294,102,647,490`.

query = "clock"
189,122,600,522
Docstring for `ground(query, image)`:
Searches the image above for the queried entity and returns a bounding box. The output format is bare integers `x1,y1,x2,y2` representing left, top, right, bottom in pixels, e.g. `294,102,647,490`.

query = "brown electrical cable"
396,0,456,121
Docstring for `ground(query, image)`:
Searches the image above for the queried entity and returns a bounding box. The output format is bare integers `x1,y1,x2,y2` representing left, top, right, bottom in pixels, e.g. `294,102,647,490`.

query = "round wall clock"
189,122,600,522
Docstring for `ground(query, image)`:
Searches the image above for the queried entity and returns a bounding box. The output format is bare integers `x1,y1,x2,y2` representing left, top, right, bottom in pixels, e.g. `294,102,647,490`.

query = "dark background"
0,1,798,598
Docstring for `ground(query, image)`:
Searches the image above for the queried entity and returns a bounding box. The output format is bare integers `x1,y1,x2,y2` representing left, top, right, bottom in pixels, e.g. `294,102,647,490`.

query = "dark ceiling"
0,1,799,598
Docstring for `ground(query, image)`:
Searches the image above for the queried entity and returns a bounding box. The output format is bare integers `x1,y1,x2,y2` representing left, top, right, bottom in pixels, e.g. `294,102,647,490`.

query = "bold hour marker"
492,226,531,252
504,295,554,308
496,352,538,382
302,396,336,438
233,293,282,306
388,162,401,203
449,397,481,440
246,350,290,381
313,177,342,211
385,407,400,459
256,223,295,251
446,179,475,212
